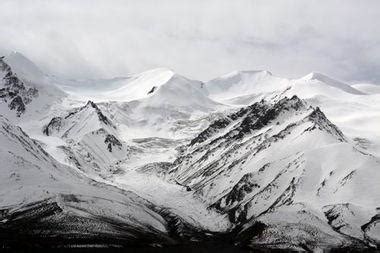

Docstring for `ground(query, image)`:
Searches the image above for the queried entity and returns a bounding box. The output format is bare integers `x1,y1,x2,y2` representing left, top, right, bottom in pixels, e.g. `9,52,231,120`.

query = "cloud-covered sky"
0,0,379,83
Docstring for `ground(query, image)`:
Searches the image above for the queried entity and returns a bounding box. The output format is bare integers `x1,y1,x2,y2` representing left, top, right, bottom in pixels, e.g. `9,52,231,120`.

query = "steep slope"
169,96,380,249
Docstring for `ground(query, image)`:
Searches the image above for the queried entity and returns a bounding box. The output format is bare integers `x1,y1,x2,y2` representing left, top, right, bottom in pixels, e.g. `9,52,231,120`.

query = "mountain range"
1,52,379,251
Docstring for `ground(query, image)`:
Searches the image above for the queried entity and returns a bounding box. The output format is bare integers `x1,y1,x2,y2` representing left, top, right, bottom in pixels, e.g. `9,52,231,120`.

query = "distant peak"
224,69,272,78
302,72,329,81
139,67,175,76
300,72,364,95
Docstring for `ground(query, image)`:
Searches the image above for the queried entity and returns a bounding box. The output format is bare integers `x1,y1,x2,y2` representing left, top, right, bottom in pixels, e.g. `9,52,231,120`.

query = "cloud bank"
0,0,379,83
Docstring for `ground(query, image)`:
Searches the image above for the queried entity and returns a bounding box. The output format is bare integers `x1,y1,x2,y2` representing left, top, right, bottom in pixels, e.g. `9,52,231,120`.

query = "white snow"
1,52,380,248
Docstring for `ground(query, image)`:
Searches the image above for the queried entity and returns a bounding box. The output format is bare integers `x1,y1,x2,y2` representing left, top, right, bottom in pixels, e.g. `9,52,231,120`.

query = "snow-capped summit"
205,70,287,100
170,95,380,248
138,73,218,112
300,72,364,95
101,68,176,102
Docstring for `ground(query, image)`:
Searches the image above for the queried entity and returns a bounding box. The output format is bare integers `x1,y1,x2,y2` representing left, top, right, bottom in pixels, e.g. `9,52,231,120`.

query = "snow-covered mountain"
205,70,380,158
169,96,380,249
0,115,176,247
1,52,379,250
0,107,229,248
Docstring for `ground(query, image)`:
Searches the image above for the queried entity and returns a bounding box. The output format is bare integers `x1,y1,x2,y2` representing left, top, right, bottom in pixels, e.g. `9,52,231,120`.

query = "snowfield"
1,52,380,250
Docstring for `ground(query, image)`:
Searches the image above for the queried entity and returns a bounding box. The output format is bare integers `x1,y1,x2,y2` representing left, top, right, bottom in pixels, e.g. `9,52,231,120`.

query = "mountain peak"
221,69,273,80
79,101,114,128
85,100,98,109
43,100,116,139
300,72,364,95
303,71,328,81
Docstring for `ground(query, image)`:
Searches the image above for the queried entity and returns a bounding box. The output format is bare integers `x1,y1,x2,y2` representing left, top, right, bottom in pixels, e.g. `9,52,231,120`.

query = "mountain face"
0,52,379,250
0,54,66,122
0,115,219,248
43,100,116,139
169,96,380,249
42,100,130,177
0,56,38,116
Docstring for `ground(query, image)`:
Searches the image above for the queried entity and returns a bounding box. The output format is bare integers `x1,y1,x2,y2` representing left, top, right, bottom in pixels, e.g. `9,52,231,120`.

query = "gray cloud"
0,0,379,83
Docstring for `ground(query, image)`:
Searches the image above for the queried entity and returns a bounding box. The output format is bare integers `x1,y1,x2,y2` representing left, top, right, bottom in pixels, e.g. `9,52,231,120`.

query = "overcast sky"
0,0,379,83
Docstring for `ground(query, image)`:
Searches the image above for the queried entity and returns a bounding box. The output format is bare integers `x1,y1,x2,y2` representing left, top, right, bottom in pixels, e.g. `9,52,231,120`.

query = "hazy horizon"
1,0,379,83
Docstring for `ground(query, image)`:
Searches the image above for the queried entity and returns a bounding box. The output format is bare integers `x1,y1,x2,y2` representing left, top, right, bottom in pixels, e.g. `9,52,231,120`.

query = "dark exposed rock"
8,96,25,115
0,56,38,116
0,197,175,248
190,96,306,147
42,117,63,136
214,172,260,210
307,107,346,142
148,86,157,94
105,133,122,152
190,102,268,146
